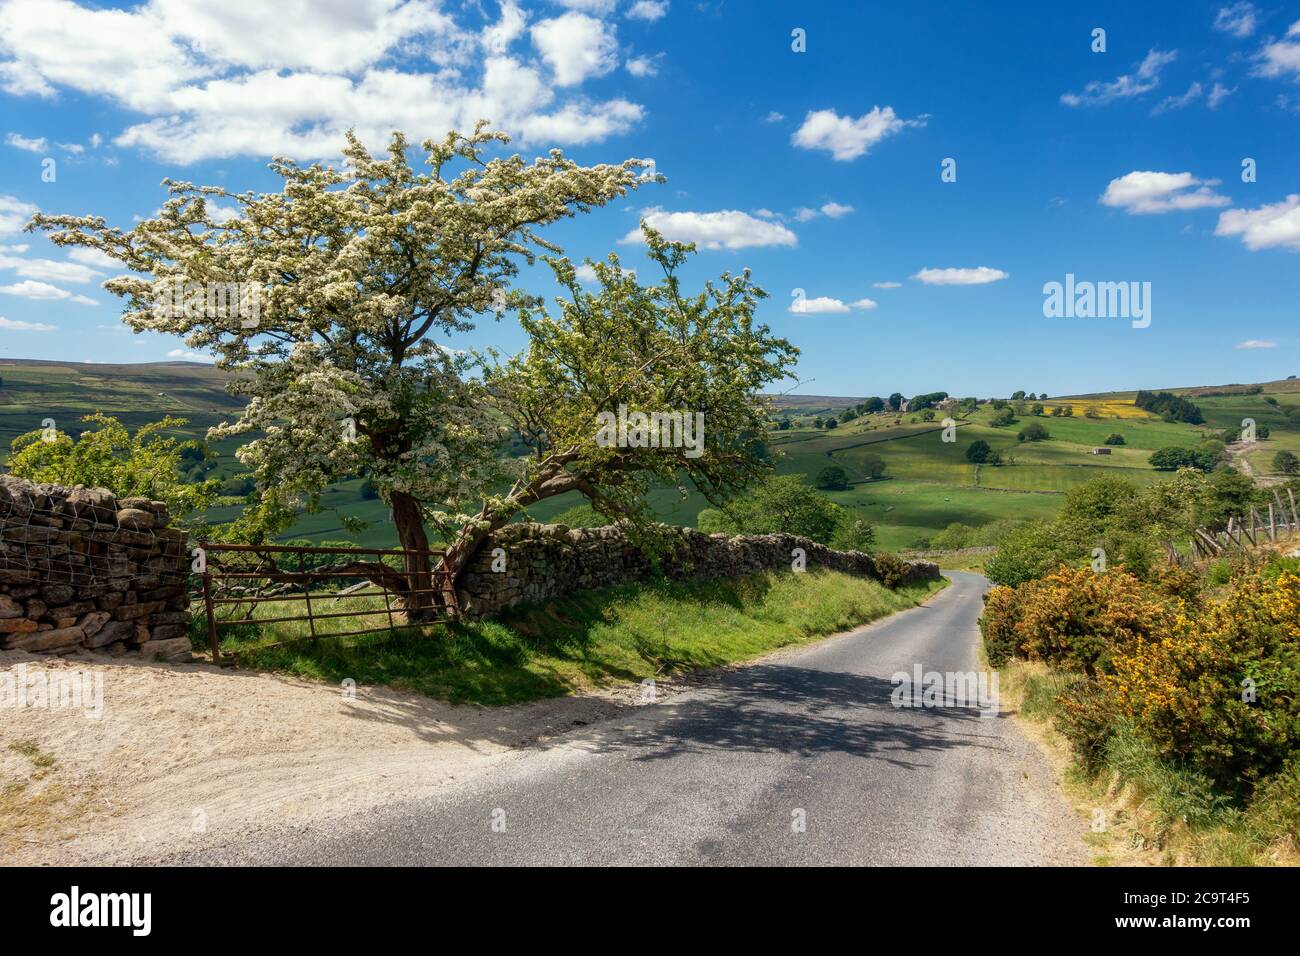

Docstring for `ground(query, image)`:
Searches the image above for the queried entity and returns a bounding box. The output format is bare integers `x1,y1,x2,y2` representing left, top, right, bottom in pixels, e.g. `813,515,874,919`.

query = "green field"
4,359,1299,553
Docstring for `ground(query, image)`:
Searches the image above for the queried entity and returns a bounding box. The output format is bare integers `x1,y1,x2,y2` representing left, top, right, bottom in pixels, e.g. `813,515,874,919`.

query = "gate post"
202,569,220,663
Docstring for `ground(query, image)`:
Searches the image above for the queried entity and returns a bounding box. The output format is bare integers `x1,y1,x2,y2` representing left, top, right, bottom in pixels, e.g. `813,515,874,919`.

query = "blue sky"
2,0,1300,397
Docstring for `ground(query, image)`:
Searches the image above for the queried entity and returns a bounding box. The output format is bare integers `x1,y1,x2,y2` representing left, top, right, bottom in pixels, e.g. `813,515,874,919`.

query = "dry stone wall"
457,522,941,618
0,476,193,661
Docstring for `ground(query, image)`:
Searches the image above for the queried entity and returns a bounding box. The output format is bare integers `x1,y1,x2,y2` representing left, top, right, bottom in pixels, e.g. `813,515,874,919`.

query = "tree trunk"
390,490,436,621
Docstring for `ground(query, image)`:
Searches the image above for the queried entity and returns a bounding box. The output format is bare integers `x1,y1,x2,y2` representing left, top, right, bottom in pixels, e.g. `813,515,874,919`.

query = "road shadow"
569,662,1005,768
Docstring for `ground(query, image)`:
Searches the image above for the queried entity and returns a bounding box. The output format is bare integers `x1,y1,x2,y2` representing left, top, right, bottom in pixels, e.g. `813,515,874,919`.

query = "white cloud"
554,0,617,13
627,0,668,22
1235,339,1277,349
574,263,598,283
1215,194,1300,250
1214,3,1258,38
872,281,901,289
1208,82,1235,108
623,208,797,250
1061,49,1177,106
1101,171,1229,214
531,12,618,86
625,53,661,77
792,201,854,222
206,203,240,224
790,296,877,314
153,0,470,74
0,252,103,283
790,296,849,314
912,267,1008,286
67,247,120,269
6,132,47,152
792,106,922,161
0,279,98,303
1256,21,1300,78
0,59,53,96
0,315,56,331
0,0,645,164
167,348,216,363
1151,81,1202,114
764,110,784,123
0,195,37,233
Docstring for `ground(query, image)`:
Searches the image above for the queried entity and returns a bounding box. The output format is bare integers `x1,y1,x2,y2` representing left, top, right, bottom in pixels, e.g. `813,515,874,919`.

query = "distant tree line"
1135,389,1204,424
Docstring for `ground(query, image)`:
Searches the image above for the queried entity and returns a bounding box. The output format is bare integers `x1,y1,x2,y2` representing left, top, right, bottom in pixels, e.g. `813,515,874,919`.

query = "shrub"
872,552,910,589
1104,433,1126,445
1017,422,1049,442
1107,571,1300,793
982,566,1172,675
1274,450,1300,476
931,521,975,550
965,440,994,463
983,519,1076,586
1054,678,1120,776
979,585,1022,667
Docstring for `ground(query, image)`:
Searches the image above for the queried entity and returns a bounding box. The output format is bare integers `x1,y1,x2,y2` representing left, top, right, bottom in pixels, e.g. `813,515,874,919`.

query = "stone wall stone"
0,475,193,661
456,522,941,618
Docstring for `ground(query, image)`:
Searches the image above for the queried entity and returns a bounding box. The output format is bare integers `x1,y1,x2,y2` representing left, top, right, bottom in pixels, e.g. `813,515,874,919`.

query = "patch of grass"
218,570,945,706
8,740,56,771
0,738,77,858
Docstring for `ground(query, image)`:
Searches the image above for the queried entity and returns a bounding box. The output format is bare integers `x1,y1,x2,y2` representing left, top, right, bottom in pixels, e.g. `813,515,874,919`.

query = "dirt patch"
2,648,720,865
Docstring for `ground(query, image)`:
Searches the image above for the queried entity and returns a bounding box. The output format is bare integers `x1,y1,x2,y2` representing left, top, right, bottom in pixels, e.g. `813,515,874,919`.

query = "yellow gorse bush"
1108,571,1300,788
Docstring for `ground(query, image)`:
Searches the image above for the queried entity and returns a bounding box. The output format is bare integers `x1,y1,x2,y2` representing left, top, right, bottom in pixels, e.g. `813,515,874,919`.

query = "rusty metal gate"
192,542,457,662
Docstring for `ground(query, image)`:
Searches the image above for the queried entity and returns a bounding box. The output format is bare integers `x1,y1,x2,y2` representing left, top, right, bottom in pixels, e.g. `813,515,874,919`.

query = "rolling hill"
3,359,1298,551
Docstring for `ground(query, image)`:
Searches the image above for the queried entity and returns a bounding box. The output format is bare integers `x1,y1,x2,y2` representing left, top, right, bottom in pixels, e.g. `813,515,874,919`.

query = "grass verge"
997,659,1299,867
211,570,945,706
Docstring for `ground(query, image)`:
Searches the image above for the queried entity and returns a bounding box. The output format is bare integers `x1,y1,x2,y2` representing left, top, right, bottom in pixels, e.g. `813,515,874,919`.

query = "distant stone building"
1090,446,1112,455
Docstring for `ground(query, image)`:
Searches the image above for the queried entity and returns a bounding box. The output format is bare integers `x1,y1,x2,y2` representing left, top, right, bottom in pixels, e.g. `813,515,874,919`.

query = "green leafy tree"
7,413,220,521
1274,450,1300,475
701,475,841,543
966,440,994,463
699,475,875,551
1018,422,1049,442
815,465,850,490
460,228,796,586
856,452,886,479
1103,433,1126,446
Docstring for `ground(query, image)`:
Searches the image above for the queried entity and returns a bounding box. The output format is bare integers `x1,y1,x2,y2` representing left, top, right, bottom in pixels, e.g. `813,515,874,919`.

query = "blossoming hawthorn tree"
448,228,797,581
30,127,798,621
29,125,653,618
